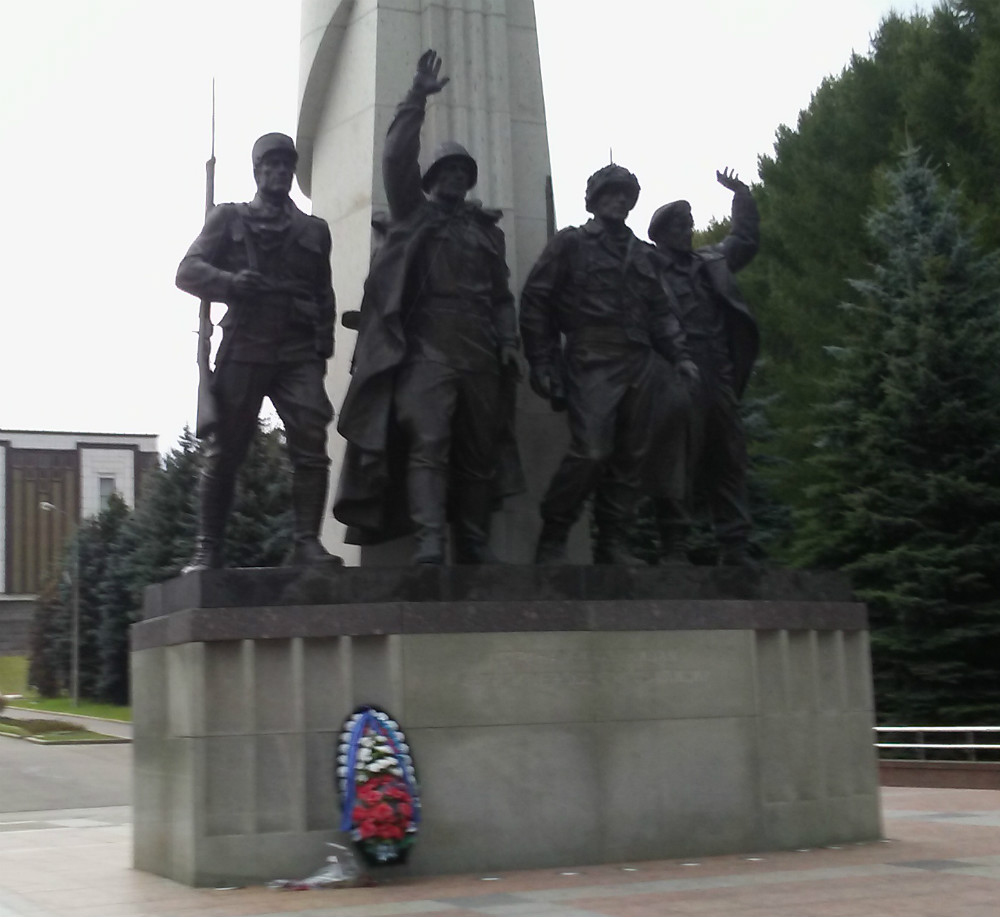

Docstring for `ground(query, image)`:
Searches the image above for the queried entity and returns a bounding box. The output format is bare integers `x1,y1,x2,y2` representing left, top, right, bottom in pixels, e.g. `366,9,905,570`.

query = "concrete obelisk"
297,0,565,564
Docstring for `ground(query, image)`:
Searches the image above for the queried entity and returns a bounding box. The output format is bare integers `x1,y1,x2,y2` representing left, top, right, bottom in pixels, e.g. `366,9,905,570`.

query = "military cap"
252,133,298,168
422,140,478,192
584,164,640,213
648,200,692,240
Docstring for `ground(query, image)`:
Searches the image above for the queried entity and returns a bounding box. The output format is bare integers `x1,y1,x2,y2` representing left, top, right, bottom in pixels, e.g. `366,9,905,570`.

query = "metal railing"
875,726,1000,761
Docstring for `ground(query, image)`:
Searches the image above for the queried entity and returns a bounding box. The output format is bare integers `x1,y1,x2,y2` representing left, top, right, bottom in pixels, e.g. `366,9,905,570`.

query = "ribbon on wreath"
338,706,421,835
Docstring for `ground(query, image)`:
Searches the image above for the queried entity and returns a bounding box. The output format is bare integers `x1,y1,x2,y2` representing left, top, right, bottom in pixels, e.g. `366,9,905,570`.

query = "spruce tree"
739,2,1000,541
74,494,130,699
225,423,294,568
27,576,71,698
89,422,293,702
795,148,1000,724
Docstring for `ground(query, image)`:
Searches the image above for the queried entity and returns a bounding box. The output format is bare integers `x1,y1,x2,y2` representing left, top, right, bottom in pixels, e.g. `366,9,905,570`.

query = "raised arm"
383,50,451,221
715,168,759,273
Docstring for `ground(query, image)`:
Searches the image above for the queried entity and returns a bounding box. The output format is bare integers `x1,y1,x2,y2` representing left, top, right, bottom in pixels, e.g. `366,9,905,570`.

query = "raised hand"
716,167,747,193
413,49,451,96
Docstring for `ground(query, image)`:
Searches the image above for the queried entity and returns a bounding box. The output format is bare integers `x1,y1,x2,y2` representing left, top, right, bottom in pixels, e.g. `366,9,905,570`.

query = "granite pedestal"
132,565,881,886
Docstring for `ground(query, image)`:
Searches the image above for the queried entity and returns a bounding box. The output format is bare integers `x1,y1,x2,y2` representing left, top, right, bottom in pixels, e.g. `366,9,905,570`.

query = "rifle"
195,81,218,439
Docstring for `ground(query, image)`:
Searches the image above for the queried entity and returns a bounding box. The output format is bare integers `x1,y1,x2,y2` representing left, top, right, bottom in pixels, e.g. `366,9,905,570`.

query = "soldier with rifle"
176,132,340,571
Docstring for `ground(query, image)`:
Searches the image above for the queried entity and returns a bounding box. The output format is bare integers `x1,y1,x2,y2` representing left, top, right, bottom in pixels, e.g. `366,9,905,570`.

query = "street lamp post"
39,501,79,707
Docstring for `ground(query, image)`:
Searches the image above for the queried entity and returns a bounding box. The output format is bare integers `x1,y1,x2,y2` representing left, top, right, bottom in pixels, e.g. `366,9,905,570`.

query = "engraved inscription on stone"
403,631,755,726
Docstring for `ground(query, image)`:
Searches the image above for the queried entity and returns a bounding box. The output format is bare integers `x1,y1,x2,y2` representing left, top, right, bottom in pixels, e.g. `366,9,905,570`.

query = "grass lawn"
0,656,28,695
1,656,130,721
8,695,132,722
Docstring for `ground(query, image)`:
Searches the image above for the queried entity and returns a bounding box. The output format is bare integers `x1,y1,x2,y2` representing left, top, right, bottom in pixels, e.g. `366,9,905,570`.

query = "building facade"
0,429,159,597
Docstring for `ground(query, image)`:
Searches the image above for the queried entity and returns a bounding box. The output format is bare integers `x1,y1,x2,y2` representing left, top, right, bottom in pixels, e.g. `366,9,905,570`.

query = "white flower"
375,744,393,755
357,773,368,783
336,766,348,777
358,748,373,762
376,712,388,721
391,766,404,776
368,760,385,772
387,720,399,730
359,736,375,748
337,754,347,765
399,743,410,753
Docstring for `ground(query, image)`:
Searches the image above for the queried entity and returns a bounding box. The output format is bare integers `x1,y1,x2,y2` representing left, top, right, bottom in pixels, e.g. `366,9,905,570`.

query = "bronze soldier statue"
647,168,760,568
334,50,523,564
176,132,340,571
520,164,698,564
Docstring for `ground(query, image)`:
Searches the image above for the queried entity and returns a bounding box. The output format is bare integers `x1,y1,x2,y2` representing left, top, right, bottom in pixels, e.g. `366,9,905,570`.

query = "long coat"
333,92,524,545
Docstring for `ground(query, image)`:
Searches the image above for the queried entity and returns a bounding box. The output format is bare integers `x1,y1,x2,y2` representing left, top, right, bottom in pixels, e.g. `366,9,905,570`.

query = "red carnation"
371,802,395,821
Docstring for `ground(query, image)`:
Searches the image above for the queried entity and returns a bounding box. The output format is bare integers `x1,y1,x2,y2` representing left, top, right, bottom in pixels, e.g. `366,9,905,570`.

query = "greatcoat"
334,91,524,544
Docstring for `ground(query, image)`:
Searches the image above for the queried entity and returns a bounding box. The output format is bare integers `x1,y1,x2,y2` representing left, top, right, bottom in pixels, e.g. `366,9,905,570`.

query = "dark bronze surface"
333,51,522,565
175,133,339,572
648,170,761,567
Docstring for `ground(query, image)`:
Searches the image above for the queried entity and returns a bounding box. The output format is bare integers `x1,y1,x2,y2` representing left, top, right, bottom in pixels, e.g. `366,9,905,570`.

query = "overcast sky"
0,0,927,451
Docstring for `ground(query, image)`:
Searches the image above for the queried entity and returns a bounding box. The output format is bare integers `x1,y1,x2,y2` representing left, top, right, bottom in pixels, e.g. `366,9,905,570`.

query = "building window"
99,476,117,511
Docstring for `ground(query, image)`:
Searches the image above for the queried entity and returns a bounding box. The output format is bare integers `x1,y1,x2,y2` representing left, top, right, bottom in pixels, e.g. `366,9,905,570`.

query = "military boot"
534,520,570,564
593,529,647,566
288,468,343,566
182,470,230,574
451,482,500,564
652,497,692,566
408,468,448,564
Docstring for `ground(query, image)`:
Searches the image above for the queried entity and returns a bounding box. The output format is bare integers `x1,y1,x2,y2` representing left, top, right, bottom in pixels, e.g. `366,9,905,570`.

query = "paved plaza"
1,725,1000,917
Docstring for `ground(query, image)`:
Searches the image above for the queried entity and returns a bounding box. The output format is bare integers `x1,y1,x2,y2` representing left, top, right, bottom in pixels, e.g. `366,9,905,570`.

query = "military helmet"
252,132,298,168
584,164,640,213
648,200,692,240
422,141,478,192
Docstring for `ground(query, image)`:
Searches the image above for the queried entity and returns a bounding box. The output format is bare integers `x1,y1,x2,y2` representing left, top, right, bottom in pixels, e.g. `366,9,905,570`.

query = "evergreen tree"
226,424,294,568
794,149,1000,724
27,422,297,703
88,421,293,702
74,494,130,699
737,2,1000,549
27,575,71,698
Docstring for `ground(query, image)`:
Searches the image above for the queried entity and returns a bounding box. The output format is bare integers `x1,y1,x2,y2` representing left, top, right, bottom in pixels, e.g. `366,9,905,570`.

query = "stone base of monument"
131,565,881,887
